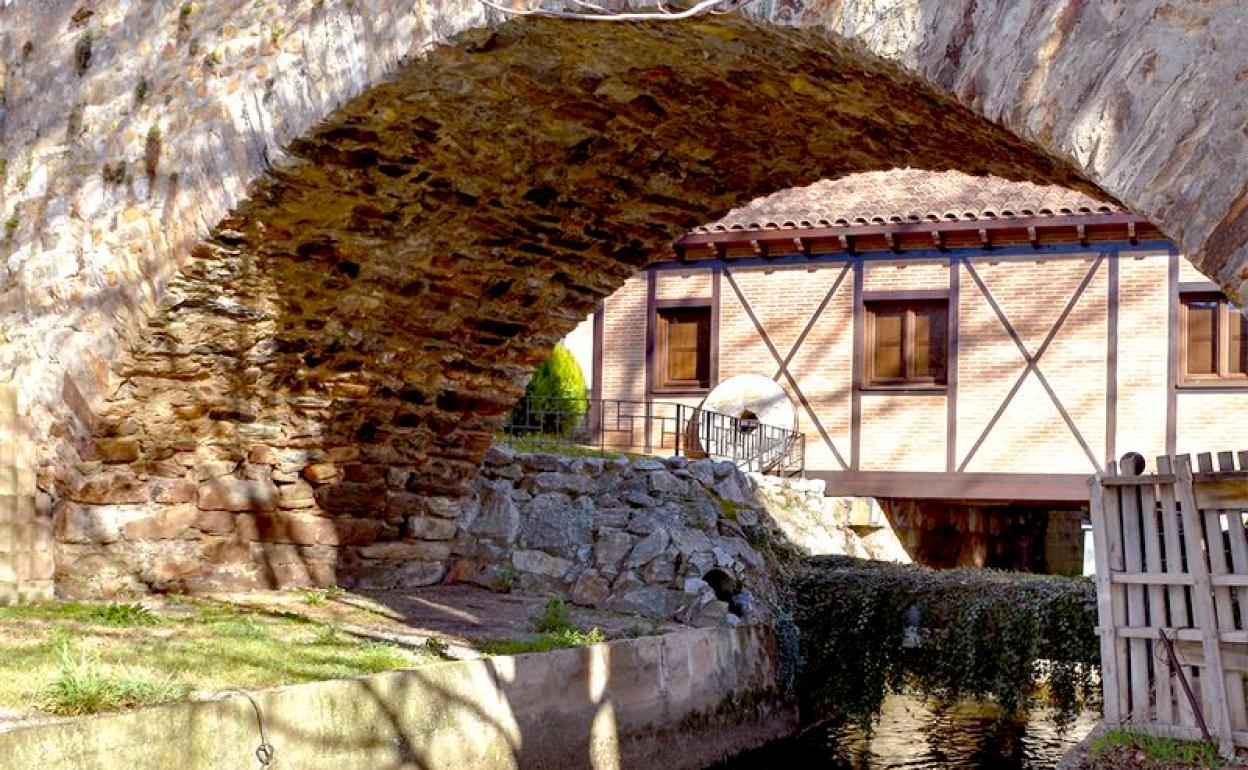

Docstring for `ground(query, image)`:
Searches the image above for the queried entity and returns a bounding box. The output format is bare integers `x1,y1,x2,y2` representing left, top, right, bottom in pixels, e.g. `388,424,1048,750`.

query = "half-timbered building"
571,169,1245,573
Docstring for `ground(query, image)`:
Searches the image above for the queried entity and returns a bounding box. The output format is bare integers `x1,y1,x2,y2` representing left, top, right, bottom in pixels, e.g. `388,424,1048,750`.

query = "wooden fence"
1091,451,1248,757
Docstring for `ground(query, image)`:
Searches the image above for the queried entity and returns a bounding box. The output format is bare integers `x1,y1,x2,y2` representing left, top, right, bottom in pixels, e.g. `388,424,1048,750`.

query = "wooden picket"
1090,451,1248,758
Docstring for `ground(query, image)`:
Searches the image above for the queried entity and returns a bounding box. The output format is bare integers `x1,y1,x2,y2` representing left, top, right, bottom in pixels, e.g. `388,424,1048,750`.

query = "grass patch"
0,597,432,717
1087,730,1223,768
39,640,186,716
476,627,605,656
493,434,629,460
476,598,605,656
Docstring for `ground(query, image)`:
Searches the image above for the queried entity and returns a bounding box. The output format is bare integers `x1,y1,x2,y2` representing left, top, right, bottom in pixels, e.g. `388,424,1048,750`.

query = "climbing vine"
790,556,1098,730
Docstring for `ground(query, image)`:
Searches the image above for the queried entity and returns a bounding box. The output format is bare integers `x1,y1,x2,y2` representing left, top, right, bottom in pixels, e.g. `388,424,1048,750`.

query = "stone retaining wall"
55,442,907,619
454,446,908,625
0,625,794,770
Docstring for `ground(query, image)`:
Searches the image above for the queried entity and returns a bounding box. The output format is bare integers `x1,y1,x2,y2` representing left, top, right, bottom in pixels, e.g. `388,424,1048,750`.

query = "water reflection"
712,694,1098,769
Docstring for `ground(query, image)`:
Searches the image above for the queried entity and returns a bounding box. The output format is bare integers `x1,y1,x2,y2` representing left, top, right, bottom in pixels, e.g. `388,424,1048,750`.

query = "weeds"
39,640,186,716
476,627,605,656
1087,730,1222,769
534,598,575,633
476,599,606,656
353,644,413,673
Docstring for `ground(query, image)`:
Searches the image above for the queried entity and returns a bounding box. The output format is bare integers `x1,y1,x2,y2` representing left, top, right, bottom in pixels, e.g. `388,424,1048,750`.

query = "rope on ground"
222,690,276,768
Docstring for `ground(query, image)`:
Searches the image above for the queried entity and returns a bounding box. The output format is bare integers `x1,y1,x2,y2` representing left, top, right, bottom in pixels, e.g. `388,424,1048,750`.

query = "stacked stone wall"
55,439,910,622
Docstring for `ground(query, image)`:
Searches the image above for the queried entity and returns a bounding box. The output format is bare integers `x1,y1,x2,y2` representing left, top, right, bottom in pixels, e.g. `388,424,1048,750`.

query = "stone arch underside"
51,17,1119,593
0,0,1244,595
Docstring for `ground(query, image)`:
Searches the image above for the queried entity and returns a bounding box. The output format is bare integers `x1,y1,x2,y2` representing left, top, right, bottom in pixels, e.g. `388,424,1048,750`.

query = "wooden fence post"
1174,454,1236,758
1090,464,1123,724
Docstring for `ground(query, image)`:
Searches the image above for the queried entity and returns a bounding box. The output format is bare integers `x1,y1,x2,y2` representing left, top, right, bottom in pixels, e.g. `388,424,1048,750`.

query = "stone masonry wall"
456,446,906,624
56,440,909,624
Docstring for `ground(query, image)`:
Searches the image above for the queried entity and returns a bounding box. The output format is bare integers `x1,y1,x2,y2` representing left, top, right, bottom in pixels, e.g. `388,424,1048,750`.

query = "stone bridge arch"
1,1,1246,595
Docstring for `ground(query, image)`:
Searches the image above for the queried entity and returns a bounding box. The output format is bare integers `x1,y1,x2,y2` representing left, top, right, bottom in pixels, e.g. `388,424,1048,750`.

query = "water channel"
711,695,1098,769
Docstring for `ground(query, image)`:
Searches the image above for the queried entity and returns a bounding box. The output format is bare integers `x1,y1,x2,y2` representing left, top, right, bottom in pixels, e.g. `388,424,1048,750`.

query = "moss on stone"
73,31,93,75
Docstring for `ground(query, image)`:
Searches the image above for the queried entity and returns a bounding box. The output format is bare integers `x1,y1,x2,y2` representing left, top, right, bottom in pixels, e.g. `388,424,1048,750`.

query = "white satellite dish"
688,374,798,470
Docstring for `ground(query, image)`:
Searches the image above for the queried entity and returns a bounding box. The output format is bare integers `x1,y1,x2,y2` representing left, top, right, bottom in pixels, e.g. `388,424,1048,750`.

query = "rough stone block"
406,516,457,541
69,472,149,505
151,478,197,504
95,438,141,464
278,480,317,509
626,528,671,568
255,512,339,546
198,478,279,512
531,472,591,496
303,463,340,484
314,481,386,515
335,518,385,546
54,503,152,544
195,509,236,535
122,505,199,540
569,570,610,607
357,541,452,561
512,549,571,579
470,482,520,543
594,531,633,570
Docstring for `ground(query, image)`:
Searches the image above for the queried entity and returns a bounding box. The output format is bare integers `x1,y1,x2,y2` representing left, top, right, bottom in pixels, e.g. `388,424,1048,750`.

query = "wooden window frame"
651,299,715,395
1179,291,1248,385
862,291,949,391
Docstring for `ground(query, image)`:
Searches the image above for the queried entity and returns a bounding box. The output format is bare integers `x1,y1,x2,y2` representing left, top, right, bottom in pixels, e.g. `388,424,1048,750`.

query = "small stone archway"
0,3,1234,593
53,16,1114,593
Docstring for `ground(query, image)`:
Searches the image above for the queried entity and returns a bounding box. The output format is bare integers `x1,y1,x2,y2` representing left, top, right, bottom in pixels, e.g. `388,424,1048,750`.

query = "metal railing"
673,404,805,476
502,397,804,476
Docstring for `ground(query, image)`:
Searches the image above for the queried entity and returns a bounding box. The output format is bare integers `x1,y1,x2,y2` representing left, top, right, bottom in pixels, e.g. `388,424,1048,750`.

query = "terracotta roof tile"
692,168,1121,234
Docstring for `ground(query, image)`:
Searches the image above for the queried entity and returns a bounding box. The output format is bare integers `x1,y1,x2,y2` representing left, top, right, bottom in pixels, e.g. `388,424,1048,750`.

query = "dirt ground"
218,584,684,656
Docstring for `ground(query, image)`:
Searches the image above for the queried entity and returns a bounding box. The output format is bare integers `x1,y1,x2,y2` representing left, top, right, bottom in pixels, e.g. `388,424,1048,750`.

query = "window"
655,305,711,390
865,299,948,387
1181,293,1248,382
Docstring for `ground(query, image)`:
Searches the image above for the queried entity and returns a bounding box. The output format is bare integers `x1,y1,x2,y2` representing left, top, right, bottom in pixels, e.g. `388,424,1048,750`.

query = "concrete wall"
0,625,793,770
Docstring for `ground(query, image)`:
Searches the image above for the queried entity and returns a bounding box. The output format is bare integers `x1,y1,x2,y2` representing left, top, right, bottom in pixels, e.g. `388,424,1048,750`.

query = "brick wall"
719,263,853,471
595,249,1247,483
601,275,649,404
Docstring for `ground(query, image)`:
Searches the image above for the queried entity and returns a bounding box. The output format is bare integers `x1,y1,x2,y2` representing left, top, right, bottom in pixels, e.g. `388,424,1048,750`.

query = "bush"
510,343,587,437
791,557,1098,730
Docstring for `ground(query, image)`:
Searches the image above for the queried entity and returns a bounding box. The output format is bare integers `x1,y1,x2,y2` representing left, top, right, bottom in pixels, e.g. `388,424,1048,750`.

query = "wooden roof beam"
930,229,947,251
978,227,991,250
793,236,811,256
1027,226,1040,249
838,234,856,255
1076,223,1088,247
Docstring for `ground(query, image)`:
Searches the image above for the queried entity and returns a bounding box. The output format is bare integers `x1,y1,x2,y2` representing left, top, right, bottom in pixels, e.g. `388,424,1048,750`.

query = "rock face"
447,450,908,623
3,2,1247,596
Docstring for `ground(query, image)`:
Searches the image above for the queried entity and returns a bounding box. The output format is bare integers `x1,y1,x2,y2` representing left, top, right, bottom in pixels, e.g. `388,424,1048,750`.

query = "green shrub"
509,343,587,437
533,598,575,634
791,557,1098,730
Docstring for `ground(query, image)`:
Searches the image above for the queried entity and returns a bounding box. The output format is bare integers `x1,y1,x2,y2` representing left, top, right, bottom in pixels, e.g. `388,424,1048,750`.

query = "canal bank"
0,624,792,770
